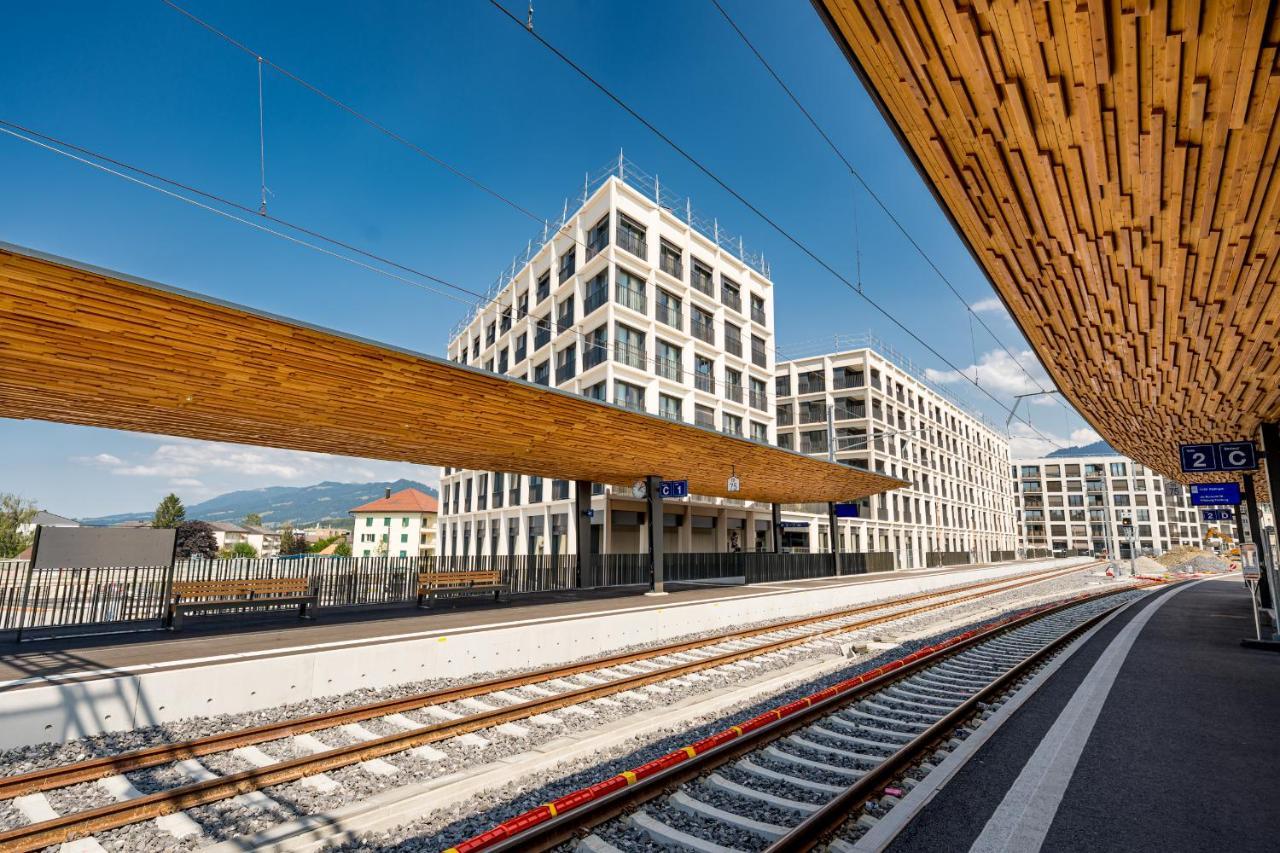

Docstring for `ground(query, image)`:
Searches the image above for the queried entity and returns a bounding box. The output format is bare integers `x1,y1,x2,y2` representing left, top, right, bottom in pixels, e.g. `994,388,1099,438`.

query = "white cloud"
925,348,1053,397
971,297,1005,314
170,478,204,487
1008,422,1102,458
73,452,124,467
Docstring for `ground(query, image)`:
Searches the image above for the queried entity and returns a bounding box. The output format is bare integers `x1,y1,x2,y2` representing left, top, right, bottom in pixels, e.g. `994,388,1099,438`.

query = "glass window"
617,213,647,259
776,374,791,397
750,294,766,325
691,306,714,344
584,324,608,369
656,288,682,329
695,404,715,428
724,367,743,402
659,240,682,278
615,379,645,411
537,271,551,302
558,247,576,282
721,277,742,312
583,380,606,401
656,339,682,381
659,393,682,421
750,377,767,411
615,323,646,369
695,355,714,392
533,360,549,386
586,214,609,259
584,269,608,314
751,421,768,442
722,412,743,435
724,322,742,357
616,267,647,314
691,259,714,295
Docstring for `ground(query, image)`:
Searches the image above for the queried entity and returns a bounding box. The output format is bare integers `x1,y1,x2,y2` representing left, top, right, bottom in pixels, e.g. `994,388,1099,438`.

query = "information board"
1189,483,1241,506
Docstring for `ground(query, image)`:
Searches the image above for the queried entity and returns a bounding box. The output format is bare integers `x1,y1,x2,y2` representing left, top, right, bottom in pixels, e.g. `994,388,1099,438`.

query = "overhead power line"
484,0,1064,450
707,0,1069,408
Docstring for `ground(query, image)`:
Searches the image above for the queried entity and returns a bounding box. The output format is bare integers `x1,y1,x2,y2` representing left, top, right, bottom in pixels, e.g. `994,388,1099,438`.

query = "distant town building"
18,510,80,537
302,525,348,545
350,487,439,558
1012,447,1210,557
206,521,281,558
438,159,776,558
774,336,1017,568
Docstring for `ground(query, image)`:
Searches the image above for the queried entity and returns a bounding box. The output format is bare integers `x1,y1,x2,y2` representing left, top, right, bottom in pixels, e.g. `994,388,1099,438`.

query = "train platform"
880,575,1277,853
0,558,1085,750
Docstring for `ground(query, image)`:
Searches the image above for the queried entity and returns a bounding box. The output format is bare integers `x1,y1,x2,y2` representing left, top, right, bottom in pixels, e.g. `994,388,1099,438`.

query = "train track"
0,561,1101,851
444,584,1148,852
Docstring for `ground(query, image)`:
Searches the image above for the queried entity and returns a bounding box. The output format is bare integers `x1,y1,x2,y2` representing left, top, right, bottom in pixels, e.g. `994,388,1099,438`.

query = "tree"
0,493,37,559
334,540,352,558
152,493,186,529
175,521,218,560
243,512,263,527
278,523,306,556
220,541,258,559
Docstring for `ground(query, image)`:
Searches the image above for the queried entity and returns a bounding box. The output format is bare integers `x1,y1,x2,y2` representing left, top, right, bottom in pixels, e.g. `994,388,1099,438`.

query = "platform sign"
1180,443,1218,473
1202,509,1233,522
726,475,741,493
659,479,689,499
834,502,860,518
1218,441,1259,471
778,521,809,529
1190,483,1241,506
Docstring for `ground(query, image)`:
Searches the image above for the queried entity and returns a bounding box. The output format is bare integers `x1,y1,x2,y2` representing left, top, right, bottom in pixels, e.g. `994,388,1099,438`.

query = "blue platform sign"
1180,444,1219,473
1218,441,1259,471
1202,509,1233,522
659,479,689,499
1190,483,1241,506
834,503,860,518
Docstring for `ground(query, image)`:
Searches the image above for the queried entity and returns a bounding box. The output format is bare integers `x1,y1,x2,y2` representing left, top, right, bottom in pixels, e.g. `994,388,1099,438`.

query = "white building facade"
1012,452,1210,557
349,488,439,558
775,337,1018,569
439,161,777,558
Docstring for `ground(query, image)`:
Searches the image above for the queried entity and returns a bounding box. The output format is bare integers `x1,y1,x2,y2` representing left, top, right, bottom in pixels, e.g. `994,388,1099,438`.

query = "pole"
771,502,781,553
1257,422,1280,638
1244,473,1270,609
827,502,842,577
645,474,664,594
574,480,593,589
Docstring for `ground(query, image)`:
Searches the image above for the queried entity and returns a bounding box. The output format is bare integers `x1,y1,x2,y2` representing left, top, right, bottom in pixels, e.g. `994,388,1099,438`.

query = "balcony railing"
751,345,767,368
692,269,714,296
584,287,607,315
617,229,647,260
692,318,715,344
695,410,715,429
722,290,742,312
615,391,645,412
583,341,607,370
798,379,825,394
656,357,681,382
586,235,608,261
725,336,743,358
534,323,551,350
750,390,768,411
751,305,767,325
694,371,714,393
657,303,682,329
724,383,743,403
777,409,793,426
614,342,646,369
660,254,682,279
616,283,646,314
555,360,576,383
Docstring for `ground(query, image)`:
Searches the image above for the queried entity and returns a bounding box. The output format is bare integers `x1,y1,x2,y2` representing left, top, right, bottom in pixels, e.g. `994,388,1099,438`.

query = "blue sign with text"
1190,483,1241,506
659,479,689,499
1180,444,1218,472
1202,509,1233,522
834,503,860,518
1218,441,1259,471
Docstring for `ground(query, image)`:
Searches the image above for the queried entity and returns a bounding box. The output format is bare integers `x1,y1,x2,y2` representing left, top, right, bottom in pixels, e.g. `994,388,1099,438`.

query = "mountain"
1046,439,1118,458
79,479,438,528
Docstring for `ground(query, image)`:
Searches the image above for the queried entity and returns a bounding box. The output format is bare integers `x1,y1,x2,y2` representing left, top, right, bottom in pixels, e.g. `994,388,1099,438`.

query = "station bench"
416,570,506,607
167,577,317,629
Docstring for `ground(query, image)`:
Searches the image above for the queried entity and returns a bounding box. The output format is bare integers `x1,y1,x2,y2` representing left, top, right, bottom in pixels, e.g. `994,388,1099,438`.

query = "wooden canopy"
0,243,905,504
815,1,1280,483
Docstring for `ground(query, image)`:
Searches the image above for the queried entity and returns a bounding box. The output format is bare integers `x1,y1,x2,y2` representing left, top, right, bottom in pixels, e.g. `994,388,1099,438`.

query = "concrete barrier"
0,558,1091,749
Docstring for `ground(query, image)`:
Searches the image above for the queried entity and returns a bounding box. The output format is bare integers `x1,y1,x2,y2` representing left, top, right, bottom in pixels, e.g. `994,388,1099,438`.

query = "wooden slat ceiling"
0,244,905,504
815,0,1280,485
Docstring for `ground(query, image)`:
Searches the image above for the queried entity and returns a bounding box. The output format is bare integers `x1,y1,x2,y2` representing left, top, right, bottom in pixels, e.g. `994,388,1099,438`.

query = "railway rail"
445,584,1149,852
0,561,1103,851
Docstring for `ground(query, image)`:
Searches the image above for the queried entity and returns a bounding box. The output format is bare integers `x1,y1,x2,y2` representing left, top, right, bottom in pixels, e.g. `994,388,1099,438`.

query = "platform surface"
0,562,1024,689
890,576,1278,853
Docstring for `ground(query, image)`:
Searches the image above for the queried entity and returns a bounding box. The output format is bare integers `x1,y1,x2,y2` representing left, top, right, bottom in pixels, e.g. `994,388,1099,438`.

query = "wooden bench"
416,570,506,607
167,577,316,629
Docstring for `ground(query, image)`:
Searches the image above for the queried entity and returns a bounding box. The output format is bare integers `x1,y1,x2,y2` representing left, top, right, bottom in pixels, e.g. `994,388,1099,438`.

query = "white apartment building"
207,521,281,558
775,337,1018,569
439,159,777,558
349,487,439,558
1012,451,1211,557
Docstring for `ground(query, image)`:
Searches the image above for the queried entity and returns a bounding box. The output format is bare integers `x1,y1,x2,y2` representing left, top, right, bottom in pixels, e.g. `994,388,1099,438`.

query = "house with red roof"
349,487,439,558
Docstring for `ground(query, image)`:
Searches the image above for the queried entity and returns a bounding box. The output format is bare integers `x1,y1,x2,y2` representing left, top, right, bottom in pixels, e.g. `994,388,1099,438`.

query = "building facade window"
617,213,647,259
656,288,682,329
656,339,682,381
616,267,647,314
695,355,714,392
586,214,610,259
615,323,646,369
615,380,644,411
691,259,714,296
659,393,682,421
584,269,608,314
659,239,683,278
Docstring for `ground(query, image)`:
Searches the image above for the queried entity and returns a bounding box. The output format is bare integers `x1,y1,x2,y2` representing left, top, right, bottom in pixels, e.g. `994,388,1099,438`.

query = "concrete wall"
0,557,1090,750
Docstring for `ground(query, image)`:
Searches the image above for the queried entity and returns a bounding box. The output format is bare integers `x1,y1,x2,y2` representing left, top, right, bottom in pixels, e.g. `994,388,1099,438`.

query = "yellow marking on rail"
545,803,558,817
621,770,637,784
683,746,697,758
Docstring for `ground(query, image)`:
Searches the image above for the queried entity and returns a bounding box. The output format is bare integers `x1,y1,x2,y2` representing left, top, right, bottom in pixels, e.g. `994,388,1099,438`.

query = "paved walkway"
888,576,1279,853
0,562,1009,689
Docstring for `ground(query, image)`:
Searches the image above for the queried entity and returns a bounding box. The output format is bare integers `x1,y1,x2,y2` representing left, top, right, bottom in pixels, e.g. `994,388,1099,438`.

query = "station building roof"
0,243,907,506
815,1,1280,486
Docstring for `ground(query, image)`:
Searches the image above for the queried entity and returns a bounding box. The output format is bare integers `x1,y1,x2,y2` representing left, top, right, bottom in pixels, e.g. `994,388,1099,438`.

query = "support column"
574,480,593,588
1259,423,1280,639
827,502,842,576
646,474,664,594
1244,473,1269,608
771,502,781,553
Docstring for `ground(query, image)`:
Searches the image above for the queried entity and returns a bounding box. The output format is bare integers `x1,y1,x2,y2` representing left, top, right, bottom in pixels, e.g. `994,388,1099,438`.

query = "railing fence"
926,551,973,568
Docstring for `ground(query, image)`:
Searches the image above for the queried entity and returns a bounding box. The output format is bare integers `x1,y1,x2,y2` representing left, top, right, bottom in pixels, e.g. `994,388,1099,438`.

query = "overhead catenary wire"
484,0,1065,450
706,0,1062,404
0,120,765,399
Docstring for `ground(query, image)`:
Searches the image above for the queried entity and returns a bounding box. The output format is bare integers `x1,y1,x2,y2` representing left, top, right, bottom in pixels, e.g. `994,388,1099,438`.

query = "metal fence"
990,550,1017,563
2,549,905,637
926,551,973,568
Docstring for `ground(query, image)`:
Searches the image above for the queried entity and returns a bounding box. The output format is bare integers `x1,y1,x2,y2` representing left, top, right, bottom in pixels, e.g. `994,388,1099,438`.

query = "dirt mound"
1156,546,1230,573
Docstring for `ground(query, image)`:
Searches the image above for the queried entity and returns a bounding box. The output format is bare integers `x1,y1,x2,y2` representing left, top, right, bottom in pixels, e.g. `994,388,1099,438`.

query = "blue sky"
0,1,1095,518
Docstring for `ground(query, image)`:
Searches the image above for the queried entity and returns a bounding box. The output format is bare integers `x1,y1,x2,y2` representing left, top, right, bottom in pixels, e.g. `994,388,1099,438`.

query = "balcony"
583,341,607,370
555,360,575,384
695,409,715,429
834,404,865,420
692,317,715,345
660,253,682,279
692,267,714,296
586,235,608,261
751,344,767,368
617,229,647,260
657,302,682,330
750,390,768,411
725,335,743,358
724,382,743,403
614,342,646,370
722,289,742,313
584,287,607,315
616,283,646,314
751,304,767,325
534,323,551,350
694,371,714,393
656,356,682,382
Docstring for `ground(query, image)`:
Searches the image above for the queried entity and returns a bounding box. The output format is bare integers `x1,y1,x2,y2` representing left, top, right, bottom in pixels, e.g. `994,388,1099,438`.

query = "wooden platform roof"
815,1,1280,483
0,243,905,504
